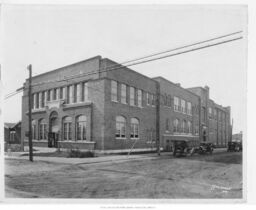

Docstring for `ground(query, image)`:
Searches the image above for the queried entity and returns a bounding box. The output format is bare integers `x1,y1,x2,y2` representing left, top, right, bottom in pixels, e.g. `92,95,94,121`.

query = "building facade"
187,87,232,147
21,56,231,152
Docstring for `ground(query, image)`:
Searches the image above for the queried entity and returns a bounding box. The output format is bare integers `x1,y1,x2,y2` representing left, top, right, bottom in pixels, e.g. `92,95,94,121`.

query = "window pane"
74,84,77,103
41,92,45,107
83,82,88,102
111,81,118,101
130,87,135,106
147,93,150,105
181,100,185,113
121,84,127,104
69,86,73,103
116,116,126,138
60,87,63,99
68,123,72,140
77,83,81,102
174,97,179,111
130,118,139,139
138,90,142,107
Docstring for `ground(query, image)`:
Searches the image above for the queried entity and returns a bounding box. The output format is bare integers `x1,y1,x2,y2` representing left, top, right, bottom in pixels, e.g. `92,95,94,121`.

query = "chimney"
176,83,181,87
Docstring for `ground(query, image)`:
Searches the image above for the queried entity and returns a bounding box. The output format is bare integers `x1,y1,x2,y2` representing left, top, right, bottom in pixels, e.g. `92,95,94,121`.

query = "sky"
1,4,247,133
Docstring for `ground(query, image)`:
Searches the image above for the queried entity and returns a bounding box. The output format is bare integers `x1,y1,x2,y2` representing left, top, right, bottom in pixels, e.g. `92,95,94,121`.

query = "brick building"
21,56,231,152
187,86,232,147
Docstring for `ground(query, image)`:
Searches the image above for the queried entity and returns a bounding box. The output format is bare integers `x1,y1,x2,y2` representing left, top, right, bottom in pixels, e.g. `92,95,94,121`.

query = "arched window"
116,116,126,138
187,121,192,134
63,116,72,141
32,120,36,139
173,119,179,133
130,118,139,139
182,120,186,133
39,119,47,140
76,115,87,140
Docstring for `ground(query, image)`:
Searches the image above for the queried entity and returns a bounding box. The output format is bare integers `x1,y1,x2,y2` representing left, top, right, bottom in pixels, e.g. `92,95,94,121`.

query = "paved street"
5,150,242,199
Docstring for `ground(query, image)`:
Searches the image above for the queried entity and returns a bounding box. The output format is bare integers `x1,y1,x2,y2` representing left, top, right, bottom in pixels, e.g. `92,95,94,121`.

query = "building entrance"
48,111,59,148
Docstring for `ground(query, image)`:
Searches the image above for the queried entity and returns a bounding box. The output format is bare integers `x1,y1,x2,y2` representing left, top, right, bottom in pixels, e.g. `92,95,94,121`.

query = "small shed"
4,121,21,144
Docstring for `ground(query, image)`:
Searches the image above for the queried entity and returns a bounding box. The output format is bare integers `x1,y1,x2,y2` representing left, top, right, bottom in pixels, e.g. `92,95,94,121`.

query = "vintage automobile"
172,139,199,157
227,141,242,152
197,142,214,155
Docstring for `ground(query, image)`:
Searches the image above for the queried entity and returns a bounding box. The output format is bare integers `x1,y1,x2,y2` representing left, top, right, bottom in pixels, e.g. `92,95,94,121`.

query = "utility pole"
198,97,201,142
231,118,233,141
156,81,161,156
27,64,33,162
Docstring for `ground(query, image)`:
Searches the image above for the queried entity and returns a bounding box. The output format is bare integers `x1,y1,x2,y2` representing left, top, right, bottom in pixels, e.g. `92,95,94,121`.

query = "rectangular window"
41,91,45,107
77,83,81,103
173,119,179,133
66,86,70,104
74,84,77,103
82,82,88,102
187,102,192,115
47,90,50,101
111,80,118,102
137,89,142,107
69,85,73,104
121,84,127,104
174,96,179,111
38,93,42,108
181,99,185,113
60,87,63,99
151,94,155,106
44,91,47,106
36,93,39,109
130,87,135,106
209,107,212,118
147,93,151,105
53,89,57,100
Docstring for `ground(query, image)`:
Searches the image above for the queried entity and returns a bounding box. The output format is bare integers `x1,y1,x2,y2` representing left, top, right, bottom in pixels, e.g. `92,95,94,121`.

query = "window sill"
115,137,127,140
60,140,95,144
131,138,140,140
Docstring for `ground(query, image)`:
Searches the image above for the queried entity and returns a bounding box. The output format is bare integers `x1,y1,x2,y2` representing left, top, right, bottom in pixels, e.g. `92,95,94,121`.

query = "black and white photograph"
0,1,250,205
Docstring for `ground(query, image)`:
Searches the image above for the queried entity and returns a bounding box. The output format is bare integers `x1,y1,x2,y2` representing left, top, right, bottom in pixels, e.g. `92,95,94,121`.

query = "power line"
31,31,243,87
30,35,243,88
9,35,240,104
4,89,23,100
113,30,242,66
4,32,243,99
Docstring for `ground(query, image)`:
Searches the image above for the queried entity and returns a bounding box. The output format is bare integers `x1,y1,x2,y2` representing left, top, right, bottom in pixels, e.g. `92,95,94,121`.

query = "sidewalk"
5,147,227,165
5,150,163,165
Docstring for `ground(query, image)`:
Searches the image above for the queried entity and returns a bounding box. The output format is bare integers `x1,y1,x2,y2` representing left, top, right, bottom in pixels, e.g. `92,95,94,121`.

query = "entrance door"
49,111,59,148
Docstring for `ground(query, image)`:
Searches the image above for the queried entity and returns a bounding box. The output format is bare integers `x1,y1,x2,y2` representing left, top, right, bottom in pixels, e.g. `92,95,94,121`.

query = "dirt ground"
5,151,242,199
